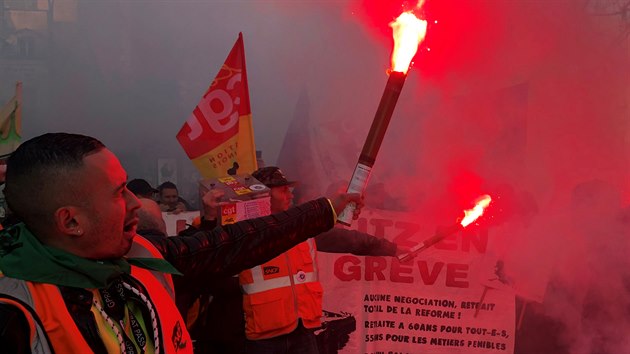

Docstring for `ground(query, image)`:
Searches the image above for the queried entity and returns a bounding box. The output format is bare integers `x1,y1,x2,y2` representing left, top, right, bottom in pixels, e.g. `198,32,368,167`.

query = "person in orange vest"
240,166,401,354
0,133,363,354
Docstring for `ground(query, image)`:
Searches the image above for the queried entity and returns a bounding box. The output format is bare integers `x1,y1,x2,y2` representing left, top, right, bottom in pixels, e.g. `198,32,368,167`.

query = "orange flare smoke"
460,195,492,227
390,11,428,74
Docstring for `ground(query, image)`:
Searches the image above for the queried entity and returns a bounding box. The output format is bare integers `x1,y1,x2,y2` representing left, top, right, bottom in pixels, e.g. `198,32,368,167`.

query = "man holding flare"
0,132,362,353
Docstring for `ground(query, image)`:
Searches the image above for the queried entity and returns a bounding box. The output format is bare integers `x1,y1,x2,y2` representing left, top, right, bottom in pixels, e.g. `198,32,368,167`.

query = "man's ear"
54,206,84,237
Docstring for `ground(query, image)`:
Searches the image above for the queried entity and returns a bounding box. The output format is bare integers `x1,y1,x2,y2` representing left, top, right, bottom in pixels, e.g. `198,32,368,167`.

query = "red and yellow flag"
0,81,22,160
177,33,257,178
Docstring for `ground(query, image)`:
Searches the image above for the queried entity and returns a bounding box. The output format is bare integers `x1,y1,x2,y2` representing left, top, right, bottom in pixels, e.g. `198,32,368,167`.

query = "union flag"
177,33,257,178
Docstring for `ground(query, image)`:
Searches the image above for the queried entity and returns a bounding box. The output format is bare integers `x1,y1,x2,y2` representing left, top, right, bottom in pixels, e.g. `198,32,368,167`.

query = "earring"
76,229,82,235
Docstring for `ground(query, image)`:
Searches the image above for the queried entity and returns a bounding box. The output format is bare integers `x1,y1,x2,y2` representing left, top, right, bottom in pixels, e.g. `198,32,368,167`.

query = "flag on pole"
0,82,22,161
177,33,257,178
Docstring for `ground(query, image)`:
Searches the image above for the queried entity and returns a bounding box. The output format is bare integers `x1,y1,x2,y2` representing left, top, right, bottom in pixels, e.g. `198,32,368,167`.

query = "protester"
158,181,192,213
244,166,402,354
180,166,401,354
172,188,241,353
128,178,158,200
137,197,168,237
0,133,362,353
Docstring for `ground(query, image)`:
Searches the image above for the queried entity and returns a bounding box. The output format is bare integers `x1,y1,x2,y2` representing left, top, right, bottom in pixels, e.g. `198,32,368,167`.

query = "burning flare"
460,195,492,227
338,4,427,224
396,194,493,262
389,11,428,73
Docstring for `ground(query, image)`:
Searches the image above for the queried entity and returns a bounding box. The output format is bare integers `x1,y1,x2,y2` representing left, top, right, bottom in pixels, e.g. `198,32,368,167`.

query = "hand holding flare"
337,11,427,225
397,195,492,262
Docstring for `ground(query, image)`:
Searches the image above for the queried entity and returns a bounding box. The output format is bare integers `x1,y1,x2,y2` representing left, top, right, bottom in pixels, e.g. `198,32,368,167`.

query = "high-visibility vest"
128,235,176,300
239,238,323,340
0,243,192,353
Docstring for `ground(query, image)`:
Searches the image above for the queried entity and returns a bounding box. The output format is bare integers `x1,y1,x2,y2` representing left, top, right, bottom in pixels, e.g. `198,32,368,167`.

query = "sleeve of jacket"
144,197,335,281
314,227,398,256
177,217,217,236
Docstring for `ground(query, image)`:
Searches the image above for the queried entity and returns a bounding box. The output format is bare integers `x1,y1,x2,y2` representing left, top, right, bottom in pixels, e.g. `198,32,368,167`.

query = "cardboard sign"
199,174,270,225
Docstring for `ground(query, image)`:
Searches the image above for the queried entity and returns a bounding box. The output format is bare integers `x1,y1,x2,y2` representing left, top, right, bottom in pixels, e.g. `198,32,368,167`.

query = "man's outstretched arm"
145,197,338,281
315,227,398,256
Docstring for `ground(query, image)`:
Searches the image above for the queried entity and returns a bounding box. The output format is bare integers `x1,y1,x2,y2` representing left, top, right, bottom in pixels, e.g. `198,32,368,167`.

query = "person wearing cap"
127,178,158,199
177,167,399,353
238,166,400,354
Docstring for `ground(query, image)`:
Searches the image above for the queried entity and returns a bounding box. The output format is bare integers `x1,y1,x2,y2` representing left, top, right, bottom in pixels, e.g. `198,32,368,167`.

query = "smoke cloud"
1,1,629,352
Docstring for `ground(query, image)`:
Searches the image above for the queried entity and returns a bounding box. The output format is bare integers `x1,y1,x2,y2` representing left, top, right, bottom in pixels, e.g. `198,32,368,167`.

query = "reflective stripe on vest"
0,276,93,354
241,238,318,294
240,238,324,340
0,290,54,354
242,270,317,294
128,234,176,300
0,247,193,353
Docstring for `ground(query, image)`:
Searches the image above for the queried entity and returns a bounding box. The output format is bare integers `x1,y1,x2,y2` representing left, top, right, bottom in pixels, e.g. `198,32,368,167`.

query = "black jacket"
179,222,399,354
314,226,398,256
0,198,335,353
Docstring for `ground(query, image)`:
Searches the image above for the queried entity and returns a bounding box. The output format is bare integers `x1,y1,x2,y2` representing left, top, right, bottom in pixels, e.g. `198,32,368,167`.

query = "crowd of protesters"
0,132,363,354
0,132,628,354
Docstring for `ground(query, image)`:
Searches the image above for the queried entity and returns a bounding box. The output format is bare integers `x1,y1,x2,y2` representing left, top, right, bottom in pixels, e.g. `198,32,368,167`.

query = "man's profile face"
160,188,179,208
77,149,141,259
270,185,293,213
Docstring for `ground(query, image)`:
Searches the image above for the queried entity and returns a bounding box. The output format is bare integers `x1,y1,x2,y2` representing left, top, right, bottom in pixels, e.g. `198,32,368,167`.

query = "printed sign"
318,208,516,353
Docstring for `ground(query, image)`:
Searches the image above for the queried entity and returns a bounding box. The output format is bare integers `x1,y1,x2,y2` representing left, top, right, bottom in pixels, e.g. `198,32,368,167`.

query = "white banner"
318,208,516,354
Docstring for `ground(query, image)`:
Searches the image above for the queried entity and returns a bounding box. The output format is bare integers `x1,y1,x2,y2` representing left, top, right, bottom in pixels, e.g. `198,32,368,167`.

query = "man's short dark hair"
128,178,157,198
158,181,178,194
4,133,105,230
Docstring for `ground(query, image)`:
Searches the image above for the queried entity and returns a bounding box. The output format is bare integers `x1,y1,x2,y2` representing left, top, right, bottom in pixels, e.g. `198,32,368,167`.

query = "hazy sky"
6,1,628,199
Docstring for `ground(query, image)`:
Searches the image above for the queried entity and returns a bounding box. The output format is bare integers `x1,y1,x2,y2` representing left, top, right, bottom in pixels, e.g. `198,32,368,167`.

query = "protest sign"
318,208,516,353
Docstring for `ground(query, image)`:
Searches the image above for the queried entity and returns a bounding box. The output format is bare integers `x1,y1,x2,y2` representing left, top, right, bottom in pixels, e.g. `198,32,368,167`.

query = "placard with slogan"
317,208,516,353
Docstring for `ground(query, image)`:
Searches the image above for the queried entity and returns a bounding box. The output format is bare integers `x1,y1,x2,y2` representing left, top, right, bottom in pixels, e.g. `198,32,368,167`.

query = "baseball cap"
251,166,297,188
127,179,158,197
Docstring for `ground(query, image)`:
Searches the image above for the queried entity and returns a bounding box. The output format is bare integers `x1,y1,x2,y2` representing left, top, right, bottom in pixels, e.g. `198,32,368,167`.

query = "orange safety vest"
128,235,176,300
239,238,324,340
0,242,192,353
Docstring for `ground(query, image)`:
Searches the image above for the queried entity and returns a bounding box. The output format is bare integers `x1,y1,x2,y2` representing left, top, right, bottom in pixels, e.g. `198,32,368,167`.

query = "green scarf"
0,223,181,289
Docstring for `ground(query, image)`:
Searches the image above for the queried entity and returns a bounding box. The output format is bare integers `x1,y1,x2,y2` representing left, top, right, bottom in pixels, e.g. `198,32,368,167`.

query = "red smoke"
355,0,505,79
